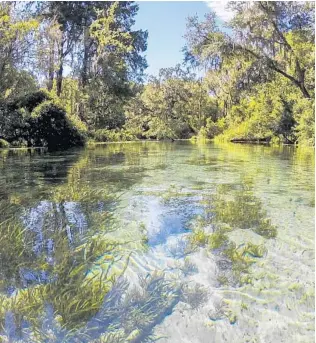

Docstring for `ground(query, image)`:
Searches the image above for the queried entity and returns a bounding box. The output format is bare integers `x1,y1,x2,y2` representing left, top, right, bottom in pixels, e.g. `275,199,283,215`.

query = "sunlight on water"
0,142,314,343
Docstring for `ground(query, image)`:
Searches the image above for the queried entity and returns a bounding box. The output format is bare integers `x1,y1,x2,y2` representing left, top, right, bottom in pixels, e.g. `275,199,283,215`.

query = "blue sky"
134,1,233,77
134,1,209,77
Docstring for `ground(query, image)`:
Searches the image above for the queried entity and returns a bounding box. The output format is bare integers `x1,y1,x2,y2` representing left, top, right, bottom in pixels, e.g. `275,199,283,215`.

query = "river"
0,141,314,343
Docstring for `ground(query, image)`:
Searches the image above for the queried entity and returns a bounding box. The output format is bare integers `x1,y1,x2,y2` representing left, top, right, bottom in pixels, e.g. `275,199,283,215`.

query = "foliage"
294,98,315,146
125,66,218,140
0,1,314,148
29,101,86,150
0,139,9,148
0,91,86,150
0,3,39,99
184,1,315,146
93,129,137,142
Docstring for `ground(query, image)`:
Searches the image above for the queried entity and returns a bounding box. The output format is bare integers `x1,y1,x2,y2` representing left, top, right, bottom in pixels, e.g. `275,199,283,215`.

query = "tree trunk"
80,25,90,89
56,38,64,97
295,59,311,99
299,83,311,99
47,42,55,91
78,25,90,121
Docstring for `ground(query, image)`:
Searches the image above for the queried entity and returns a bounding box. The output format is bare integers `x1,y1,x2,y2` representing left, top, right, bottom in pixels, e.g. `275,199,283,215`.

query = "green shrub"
188,228,210,248
13,90,51,112
294,98,315,146
10,139,28,148
205,117,226,138
0,139,9,148
0,91,87,150
93,129,137,142
29,101,86,150
0,101,26,143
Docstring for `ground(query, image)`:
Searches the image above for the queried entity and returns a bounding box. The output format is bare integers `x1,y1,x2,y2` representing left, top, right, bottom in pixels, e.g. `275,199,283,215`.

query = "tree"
125,65,217,139
0,2,39,99
185,1,315,98
184,1,314,145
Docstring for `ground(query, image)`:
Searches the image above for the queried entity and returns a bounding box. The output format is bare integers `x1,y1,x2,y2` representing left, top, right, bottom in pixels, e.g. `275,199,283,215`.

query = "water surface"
0,142,314,343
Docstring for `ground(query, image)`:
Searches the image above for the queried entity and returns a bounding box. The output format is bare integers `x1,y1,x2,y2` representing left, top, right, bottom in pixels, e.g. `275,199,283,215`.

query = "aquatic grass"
188,227,230,251
188,228,210,248
0,200,149,341
0,209,48,292
208,231,230,250
208,298,237,324
178,258,198,276
161,184,195,204
186,179,276,287
0,208,162,342
202,181,278,239
241,243,267,258
254,219,277,239
180,283,209,310
51,182,112,203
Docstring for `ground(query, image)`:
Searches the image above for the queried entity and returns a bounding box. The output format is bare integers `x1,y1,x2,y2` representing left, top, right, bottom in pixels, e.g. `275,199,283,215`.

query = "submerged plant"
180,283,209,310
188,228,210,248
161,185,194,204
186,179,277,287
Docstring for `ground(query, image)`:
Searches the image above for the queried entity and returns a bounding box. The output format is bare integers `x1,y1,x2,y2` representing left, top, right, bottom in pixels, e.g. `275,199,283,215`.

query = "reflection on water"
0,142,314,342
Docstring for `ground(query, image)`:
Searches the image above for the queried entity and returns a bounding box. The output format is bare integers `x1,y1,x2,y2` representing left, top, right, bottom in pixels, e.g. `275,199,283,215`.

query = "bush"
205,118,226,138
29,101,86,150
0,101,26,143
0,91,87,150
13,90,51,112
93,129,137,142
10,139,28,148
294,98,315,146
0,139,9,148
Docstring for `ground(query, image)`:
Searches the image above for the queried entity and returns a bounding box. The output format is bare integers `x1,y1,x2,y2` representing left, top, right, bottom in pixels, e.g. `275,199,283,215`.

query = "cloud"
205,1,235,22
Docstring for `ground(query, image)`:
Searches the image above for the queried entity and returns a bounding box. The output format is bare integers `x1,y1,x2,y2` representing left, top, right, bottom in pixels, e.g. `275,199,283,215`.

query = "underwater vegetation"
0,192,208,342
187,179,276,287
0,142,313,342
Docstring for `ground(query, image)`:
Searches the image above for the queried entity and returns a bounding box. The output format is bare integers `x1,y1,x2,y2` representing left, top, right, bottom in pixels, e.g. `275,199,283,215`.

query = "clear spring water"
0,141,314,343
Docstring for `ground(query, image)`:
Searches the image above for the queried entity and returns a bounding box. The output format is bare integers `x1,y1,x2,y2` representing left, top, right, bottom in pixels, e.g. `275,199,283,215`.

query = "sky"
134,1,233,77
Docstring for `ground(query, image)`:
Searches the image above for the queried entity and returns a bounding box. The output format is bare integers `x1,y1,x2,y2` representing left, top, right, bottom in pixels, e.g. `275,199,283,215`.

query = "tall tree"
185,1,315,98
0,2,38,98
